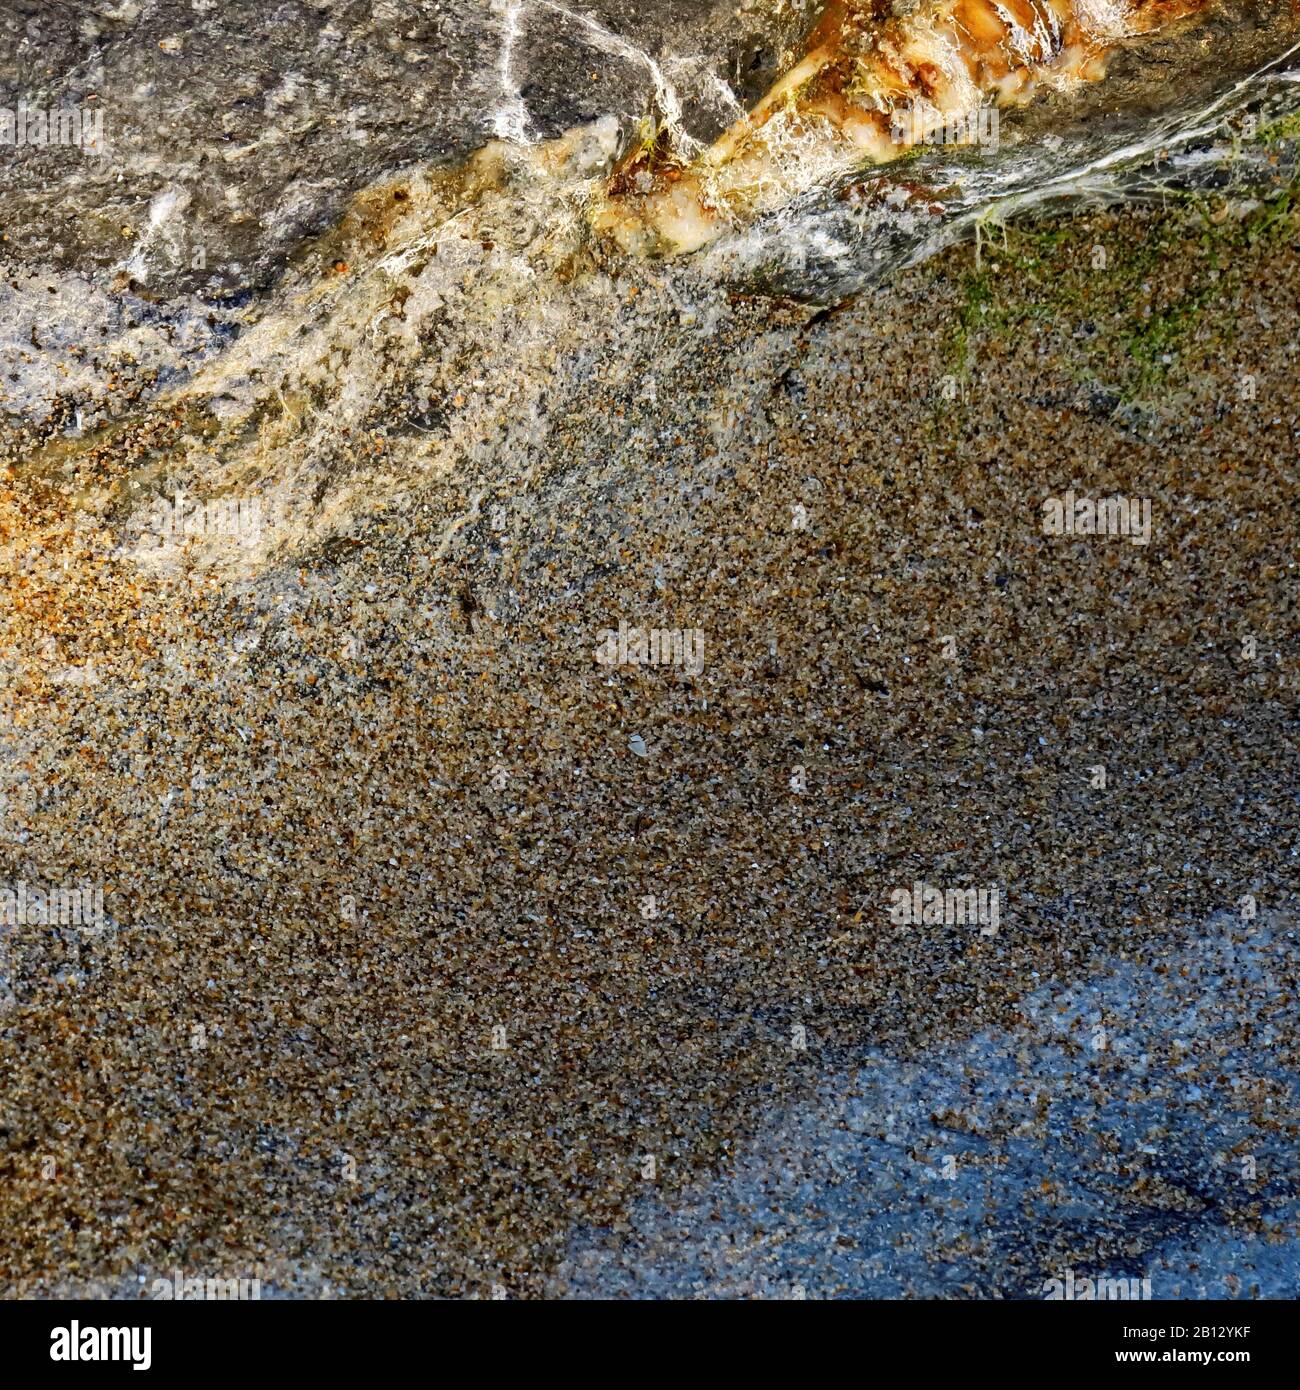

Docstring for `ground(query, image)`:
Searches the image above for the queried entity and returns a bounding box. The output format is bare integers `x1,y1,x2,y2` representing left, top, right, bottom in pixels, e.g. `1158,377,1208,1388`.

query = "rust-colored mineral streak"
596,0,1215,253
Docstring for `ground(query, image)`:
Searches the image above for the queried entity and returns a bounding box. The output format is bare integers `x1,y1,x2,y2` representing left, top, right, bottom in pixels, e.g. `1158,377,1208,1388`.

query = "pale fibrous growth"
595,0,1215,254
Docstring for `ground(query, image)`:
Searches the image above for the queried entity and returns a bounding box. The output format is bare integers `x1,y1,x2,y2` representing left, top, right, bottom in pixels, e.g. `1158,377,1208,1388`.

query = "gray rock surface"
0,0,812,295
1,0,1298,1302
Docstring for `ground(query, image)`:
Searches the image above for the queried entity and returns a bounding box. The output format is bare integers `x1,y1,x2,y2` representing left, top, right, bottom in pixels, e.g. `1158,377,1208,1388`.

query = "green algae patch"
1255,110,1300,146
941,170,1300,411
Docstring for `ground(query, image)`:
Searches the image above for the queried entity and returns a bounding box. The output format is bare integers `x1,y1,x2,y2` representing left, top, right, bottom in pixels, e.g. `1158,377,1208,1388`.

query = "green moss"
941,172,1300,407
1255,111,1300,146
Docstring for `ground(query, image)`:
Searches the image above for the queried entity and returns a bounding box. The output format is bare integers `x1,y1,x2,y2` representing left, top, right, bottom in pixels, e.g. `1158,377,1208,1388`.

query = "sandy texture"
2,160,1298,1294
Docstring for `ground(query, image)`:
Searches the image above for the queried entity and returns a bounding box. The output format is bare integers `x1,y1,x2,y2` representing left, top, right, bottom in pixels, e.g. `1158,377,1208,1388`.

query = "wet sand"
2,164,1298,1295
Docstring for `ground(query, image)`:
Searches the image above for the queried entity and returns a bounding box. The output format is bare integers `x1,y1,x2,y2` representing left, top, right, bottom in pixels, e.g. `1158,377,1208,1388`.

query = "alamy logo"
149,490,273,548
1,880,103,929
150,1268,262,1300
888,882,999,936
890,105,999,150
37,636,99,688
50,1322,151,1370
595,621,705,677
1043,1268,1152,1300
2,103,103,153
1041,492,1152,546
